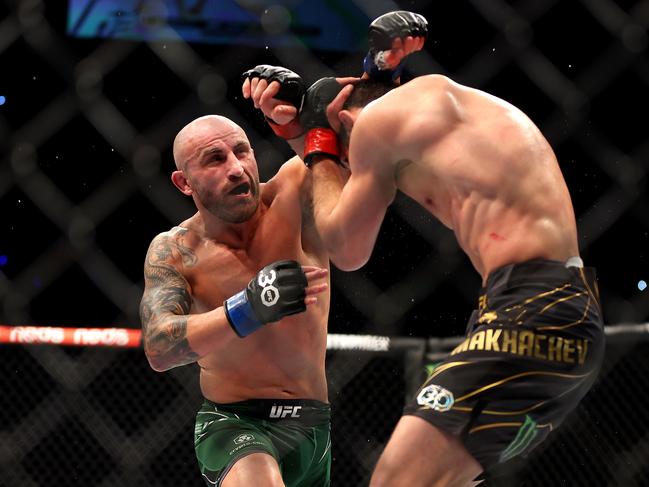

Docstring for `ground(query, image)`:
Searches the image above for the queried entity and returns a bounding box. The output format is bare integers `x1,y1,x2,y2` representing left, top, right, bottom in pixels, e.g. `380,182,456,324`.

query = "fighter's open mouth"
229,183,250,195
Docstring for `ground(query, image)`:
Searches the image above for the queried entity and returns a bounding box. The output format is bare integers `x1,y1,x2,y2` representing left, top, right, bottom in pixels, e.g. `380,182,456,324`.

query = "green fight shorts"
194,398,331,486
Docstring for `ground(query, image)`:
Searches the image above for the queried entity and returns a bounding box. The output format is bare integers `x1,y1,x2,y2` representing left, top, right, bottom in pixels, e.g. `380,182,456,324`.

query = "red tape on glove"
304,128,340,166
266,118,304,140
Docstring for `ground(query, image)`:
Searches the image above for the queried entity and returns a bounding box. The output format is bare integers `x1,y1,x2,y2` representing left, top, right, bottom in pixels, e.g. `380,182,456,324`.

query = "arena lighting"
66,0,369,51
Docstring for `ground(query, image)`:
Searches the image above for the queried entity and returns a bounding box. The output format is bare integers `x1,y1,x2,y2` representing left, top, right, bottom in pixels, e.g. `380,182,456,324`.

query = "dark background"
1,0,648,486
1,1,647,339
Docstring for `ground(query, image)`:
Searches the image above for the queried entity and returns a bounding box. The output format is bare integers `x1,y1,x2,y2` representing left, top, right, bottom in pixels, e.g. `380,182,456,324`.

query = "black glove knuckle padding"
242,65,305,108
300,77,344,131
247,260,307,322
368,11,429,52
277,265,308,294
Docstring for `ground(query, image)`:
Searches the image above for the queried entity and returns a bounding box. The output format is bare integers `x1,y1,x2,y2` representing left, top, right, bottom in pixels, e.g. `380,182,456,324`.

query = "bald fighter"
139,115,332,486
246,65,606,484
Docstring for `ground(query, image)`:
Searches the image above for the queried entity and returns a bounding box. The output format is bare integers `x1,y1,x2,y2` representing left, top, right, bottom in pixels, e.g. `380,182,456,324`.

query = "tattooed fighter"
139,114,332,487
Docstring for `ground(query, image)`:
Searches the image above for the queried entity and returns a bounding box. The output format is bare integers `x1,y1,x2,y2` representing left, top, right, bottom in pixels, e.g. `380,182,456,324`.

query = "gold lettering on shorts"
469,331,485,350
502,330,518,354
534,335,547,360
576,340,588,365
562,339,575,364
548,336,562,361
451,338,470,355
518,331,535,357
485,329,501,351
449,328,589,365
478,311,498,324
478,295,487,312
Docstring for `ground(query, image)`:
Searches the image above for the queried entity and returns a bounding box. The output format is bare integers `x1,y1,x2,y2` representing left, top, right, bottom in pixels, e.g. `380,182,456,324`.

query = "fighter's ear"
171,170,193,195
338,109,355,133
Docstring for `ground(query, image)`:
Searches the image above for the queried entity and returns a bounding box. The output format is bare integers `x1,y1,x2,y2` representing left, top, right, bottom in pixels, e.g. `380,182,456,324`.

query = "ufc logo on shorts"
258,269,280,307
269,405,302,418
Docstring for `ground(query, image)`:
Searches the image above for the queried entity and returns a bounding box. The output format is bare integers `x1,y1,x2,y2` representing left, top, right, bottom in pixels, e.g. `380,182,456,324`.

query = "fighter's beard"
198,179,260,224
210,197,259,223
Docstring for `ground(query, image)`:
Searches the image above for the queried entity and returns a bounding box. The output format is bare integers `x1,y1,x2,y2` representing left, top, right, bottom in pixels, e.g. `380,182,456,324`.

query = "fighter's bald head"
172,115,248,172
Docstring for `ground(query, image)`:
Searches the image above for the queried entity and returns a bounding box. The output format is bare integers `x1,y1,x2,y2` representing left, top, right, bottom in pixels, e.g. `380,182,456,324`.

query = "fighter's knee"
222,452,285,487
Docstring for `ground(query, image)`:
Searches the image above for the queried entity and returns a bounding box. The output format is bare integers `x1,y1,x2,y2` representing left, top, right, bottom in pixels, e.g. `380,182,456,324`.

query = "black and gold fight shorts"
403,258,605,470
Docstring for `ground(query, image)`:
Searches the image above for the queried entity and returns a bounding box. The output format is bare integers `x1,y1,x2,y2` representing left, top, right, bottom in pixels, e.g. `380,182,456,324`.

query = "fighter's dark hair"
338,79,395,148
343,79,395,110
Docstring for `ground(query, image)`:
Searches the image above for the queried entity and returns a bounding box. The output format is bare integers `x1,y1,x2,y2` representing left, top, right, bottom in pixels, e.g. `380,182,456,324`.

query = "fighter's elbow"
142,335,180,372
143,348,171,372
331,258,365,272
148,361,168,373
319,222,373,270
329,248,370,272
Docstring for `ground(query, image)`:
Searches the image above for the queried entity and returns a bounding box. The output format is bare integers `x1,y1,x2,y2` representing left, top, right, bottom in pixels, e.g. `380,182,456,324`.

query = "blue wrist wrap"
363,53,403,81
224,290,262,337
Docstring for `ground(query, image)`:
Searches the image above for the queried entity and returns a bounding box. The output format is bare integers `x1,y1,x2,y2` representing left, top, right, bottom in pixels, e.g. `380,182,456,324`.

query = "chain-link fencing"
1,0,648,485
2,328,649,486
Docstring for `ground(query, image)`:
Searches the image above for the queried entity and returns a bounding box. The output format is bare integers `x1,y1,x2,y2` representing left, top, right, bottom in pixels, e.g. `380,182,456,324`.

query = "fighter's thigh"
222,452,285,487
195,417,280,486
371,416,482,487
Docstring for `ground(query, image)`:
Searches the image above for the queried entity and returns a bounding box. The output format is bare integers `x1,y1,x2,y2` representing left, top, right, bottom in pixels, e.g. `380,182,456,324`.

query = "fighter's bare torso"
165,159,330,403
354,74,579,280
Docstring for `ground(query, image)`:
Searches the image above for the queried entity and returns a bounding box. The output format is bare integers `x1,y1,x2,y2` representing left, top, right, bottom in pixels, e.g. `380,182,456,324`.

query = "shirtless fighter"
244,14,606,486
139,114,332,486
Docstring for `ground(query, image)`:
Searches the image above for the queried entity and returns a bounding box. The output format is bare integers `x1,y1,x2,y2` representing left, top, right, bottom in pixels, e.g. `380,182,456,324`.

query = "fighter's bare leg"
222,452,285,487
370,416,482,487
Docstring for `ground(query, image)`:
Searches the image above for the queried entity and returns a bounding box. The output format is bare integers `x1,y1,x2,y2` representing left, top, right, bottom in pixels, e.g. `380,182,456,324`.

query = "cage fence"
1,0,649,486
2,327,649,486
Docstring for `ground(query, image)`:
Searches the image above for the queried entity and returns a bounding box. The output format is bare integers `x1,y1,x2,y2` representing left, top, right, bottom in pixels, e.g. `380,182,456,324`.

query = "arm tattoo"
140,232,199,370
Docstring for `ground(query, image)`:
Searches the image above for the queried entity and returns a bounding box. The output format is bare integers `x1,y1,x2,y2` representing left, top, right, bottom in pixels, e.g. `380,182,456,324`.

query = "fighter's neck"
196,204,267,249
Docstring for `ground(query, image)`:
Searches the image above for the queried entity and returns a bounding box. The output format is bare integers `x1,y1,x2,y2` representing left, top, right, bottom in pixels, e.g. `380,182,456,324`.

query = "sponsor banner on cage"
0,326,142,347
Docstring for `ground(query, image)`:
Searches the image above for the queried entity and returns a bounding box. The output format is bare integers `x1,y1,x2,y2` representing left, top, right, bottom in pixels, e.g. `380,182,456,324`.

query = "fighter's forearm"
140,306,233,372
311,151,396,270
311,158,362,268
287,136,305,160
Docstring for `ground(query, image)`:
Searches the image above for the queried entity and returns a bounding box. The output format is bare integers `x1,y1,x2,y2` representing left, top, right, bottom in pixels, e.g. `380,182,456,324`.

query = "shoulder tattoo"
140,231,199,369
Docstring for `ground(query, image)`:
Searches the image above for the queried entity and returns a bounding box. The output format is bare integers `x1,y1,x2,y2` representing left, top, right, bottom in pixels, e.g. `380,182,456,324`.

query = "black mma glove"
364,11,428,82
224,260,308,337
300,77,345,167
242,65,306,139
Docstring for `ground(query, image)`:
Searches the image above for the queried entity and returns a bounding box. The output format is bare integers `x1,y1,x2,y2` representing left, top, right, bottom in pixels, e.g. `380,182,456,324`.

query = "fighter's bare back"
351,74,579,280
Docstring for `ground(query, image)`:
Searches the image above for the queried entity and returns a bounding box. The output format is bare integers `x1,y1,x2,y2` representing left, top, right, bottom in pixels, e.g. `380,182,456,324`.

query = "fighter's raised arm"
240,11,428,271
242,64,308,157
241,10,428,162
301,79,398,271
363,10,428,83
